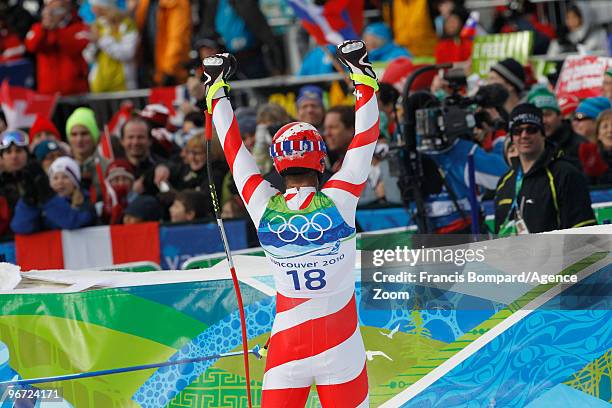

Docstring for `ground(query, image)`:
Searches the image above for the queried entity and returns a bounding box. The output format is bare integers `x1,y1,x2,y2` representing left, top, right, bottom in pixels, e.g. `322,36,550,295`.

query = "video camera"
414,68,508,152
388,64,509,233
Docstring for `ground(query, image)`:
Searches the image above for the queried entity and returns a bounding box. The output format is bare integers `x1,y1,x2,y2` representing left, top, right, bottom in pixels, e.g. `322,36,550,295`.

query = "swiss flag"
148,86,186,128
0,80,58,130
15,222,160,271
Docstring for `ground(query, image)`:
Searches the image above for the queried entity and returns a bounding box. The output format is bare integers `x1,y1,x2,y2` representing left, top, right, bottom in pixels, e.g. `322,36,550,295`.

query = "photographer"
495,104,596,235
401,91,508,234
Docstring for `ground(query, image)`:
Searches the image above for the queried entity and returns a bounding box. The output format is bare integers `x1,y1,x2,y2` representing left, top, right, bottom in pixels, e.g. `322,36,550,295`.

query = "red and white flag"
0,80,58,130
15,222,160,271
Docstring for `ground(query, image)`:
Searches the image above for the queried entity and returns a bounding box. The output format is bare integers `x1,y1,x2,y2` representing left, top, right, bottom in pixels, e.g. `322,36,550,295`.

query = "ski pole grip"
205,111,213,141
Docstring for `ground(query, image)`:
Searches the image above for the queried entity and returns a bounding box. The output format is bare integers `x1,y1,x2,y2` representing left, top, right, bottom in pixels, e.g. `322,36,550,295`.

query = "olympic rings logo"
267,213,333,243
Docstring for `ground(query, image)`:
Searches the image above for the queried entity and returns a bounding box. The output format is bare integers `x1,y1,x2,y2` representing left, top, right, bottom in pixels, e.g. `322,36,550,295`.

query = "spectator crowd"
1,0,612,240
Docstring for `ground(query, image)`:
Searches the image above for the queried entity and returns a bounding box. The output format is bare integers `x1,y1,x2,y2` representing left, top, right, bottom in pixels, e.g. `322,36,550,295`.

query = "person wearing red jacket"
25,0,90,95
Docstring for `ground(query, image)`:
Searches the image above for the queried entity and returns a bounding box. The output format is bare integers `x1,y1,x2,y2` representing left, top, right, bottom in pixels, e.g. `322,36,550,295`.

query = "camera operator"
495,104,596,235
400,90,508,234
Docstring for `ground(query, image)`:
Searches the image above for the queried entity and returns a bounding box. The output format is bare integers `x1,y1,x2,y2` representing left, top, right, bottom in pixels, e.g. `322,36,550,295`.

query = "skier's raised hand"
336,40,376,81
201,53,237,100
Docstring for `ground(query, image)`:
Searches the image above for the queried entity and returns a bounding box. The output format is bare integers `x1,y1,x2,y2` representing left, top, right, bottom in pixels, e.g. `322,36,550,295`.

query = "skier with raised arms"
201,40,379,407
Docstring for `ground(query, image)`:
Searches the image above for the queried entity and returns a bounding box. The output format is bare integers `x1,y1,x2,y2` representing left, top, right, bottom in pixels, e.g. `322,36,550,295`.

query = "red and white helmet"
269,122,327,174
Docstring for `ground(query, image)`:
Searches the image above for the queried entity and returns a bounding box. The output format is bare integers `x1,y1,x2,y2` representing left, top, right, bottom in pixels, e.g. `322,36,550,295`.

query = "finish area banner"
0,230,610,407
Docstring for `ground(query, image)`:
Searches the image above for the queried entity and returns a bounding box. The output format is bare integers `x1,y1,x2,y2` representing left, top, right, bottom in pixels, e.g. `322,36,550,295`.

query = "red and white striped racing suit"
210,81,379,407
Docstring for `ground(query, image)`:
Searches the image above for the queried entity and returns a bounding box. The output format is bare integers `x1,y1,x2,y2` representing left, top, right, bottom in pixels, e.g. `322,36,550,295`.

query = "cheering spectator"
25,0,90,95
119,116,164,195
10,157,96,234
487,58,526,113
548,3,608,56
363,22,411,63
102,159,136,224
134,0,191,86
33,140,65,172
495,104,596,235
434,5,472,64
169,189,209,223
296,85,325,130
527,86,585,167
123,195,162,224
66,107,108,201
572,97,611,142
85,0,138,92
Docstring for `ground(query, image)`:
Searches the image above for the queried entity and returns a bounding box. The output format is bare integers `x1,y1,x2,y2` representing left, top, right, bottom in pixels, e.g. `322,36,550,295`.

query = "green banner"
471,31,534,77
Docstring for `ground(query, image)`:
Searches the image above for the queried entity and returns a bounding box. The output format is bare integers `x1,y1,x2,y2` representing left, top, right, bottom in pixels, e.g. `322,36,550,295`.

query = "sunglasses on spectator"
0,130,29,151
511,125,540,137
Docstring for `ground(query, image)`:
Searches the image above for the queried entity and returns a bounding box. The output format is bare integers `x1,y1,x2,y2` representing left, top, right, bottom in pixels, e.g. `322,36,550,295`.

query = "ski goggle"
0,130,29,151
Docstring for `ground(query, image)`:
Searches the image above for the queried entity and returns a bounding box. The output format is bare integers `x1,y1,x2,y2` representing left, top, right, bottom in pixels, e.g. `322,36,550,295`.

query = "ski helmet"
269,122,327,174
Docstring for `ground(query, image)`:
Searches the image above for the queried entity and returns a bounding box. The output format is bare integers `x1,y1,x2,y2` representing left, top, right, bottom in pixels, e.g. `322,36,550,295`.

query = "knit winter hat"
363,22,393,43
34,140,62,162
296,85,324,108
527,86,560,113
124,195,162,222
575,97,612,120
509,103,544,133
29,115,60,141
105,159,135,182
490,58,526,92
66,107,100,144
48,156,81,188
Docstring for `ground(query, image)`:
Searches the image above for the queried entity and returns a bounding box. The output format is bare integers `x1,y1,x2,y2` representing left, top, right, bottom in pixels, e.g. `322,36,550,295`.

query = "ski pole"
204,108,254,408
0,345,262,387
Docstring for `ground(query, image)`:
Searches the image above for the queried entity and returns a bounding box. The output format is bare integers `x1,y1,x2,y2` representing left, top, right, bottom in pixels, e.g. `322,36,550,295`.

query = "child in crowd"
123,195,162,224
10,157,96,234
169,190,209,223
102,159,137,224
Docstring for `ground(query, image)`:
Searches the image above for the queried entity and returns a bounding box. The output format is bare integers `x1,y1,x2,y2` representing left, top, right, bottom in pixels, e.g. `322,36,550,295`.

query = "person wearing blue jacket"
363,22,412,63
10,157,96,234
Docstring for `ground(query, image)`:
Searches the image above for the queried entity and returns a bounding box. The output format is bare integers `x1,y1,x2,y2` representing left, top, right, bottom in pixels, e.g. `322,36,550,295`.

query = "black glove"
19,165,40,206
34,172,54,204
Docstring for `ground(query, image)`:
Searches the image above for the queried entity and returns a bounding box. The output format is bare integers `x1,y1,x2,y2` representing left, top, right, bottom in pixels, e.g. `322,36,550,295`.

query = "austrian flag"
15,222,160,271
